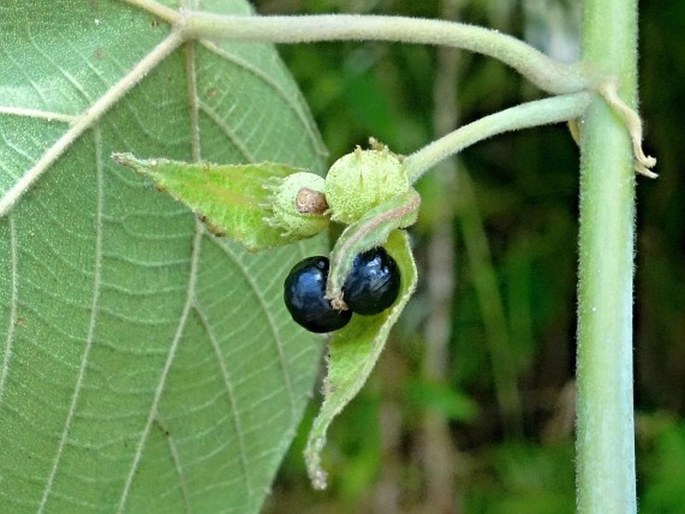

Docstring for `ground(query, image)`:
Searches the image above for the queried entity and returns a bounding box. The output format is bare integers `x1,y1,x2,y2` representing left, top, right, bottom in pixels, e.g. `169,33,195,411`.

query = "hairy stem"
576,0,639,512
404,92,591,183
180,12,591,94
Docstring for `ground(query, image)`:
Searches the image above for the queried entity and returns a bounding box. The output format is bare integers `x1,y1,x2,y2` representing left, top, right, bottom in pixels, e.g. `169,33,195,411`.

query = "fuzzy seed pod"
266,172,329,237
325,146,410,225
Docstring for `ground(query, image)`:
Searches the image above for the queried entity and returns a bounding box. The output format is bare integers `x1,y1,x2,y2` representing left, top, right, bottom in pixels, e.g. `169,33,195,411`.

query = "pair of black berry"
283,247,401,333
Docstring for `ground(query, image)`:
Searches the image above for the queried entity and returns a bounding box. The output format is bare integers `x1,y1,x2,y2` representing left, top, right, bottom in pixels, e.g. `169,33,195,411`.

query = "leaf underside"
0,1,327,512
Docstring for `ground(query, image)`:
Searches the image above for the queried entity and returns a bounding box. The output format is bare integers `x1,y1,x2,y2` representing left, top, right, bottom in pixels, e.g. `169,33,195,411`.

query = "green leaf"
0,1,326,512
304,230,417,489
112,154,321,251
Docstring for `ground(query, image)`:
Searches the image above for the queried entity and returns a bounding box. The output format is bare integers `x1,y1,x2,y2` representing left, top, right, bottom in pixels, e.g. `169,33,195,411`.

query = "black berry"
343,247,401,315
283,256,352,333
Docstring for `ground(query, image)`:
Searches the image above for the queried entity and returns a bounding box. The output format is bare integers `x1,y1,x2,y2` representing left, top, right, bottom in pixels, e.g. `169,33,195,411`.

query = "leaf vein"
199,40,326,159
30,32,93,109
195,304,252,496
198,101,256,162
37,126,105,513
0,31,185,218
123,0,180,24
116,219,203,513
1,45,51,111
0,106,77,124
184,41,202,162
0,214,18,403
157,416,192,514
213,240,296,418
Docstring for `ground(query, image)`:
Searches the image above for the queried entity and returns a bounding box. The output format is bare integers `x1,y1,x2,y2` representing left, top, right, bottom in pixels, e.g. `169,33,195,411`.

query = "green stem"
181,12,591,94
404,92,591,183
576,0,638,512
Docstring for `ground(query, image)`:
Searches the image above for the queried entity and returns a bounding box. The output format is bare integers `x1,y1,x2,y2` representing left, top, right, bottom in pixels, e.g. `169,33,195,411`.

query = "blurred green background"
252,1,685,512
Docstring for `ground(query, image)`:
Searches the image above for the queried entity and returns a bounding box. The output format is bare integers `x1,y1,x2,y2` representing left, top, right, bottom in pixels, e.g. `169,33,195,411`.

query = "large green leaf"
0,1,327,512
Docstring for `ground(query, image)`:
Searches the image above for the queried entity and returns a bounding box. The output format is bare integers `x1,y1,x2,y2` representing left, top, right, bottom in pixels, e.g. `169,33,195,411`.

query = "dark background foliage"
253,1,685,512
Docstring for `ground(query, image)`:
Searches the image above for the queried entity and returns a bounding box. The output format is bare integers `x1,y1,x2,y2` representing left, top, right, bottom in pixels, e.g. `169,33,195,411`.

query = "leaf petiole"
404,92,592,183
179,12,591,95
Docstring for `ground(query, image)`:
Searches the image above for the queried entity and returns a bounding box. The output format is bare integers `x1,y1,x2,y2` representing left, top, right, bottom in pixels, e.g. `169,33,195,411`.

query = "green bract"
304,230,418,489
325,146,410,225
112,155,329,252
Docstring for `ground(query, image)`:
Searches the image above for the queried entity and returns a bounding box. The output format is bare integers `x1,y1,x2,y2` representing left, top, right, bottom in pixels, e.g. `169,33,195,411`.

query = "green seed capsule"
266,172,329,237
325,145,410,225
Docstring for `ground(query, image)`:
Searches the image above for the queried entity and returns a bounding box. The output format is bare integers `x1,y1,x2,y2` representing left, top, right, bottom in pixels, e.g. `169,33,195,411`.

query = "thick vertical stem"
576,1,638,512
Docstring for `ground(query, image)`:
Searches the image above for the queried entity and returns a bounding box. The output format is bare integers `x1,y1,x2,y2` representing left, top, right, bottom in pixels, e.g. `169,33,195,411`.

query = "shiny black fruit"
343,247,400,315
284,256,352,333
